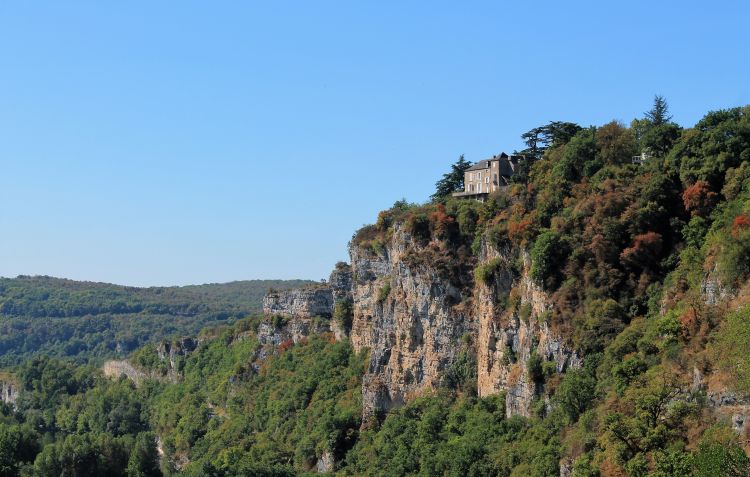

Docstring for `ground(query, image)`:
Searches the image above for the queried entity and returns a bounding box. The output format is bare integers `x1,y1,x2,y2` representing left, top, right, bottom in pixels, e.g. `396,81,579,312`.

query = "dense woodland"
1,99,750,476
0,277,312,365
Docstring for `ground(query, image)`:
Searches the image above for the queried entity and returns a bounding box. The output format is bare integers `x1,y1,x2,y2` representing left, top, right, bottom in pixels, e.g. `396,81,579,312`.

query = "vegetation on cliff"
0,99,749,476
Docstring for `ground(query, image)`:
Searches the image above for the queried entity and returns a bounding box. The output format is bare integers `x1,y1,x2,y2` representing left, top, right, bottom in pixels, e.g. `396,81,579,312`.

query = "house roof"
466,160,492,172
465,153,524,174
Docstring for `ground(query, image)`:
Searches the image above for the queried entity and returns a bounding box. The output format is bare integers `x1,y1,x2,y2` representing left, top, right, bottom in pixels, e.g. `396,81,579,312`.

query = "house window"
477,172,481,180
485,177,489,184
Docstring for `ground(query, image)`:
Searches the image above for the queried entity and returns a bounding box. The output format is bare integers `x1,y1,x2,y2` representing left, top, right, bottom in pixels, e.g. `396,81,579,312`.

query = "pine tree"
645,95,672,126
127,432,162,477
431,155,473,201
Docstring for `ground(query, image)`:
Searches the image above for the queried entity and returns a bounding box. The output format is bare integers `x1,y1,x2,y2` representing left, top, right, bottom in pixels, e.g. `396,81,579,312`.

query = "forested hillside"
0,276,313,365
1,100,750,476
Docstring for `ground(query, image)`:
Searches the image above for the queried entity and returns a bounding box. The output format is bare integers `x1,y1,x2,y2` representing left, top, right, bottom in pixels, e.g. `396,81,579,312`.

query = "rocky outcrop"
157,337,198,370
701,265,733,305
315,450,335,473
329,262,353,304
350,226,476,422
103,360,148,384
103,337,198,385
476,244,581,417
257,316,332,346
349,230,580,420
261,228,580,421
263,286,335,318
0,377,19,407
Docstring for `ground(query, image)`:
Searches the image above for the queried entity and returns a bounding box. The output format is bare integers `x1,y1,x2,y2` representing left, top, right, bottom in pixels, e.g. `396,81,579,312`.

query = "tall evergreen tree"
645,95,672,126
431,155,473,201
127,432,162,477
633,95,681,157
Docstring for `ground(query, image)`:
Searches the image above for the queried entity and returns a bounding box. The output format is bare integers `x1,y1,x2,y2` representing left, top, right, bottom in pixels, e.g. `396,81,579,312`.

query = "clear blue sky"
1,1,748,286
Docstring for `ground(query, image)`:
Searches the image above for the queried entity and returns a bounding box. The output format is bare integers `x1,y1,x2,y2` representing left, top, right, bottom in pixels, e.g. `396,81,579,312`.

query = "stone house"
452,152,523,200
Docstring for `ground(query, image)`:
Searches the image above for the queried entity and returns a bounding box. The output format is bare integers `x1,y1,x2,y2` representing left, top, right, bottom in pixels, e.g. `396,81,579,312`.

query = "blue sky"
0,1,748,286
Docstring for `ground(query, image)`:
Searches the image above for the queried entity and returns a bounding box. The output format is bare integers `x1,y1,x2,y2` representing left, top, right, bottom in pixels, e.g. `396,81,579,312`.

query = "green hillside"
0,276,314,365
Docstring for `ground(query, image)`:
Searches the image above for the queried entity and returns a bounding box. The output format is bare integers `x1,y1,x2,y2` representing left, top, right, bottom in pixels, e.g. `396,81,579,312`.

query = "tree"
127,432,162,477
520,121,582,160
555,369,597,421
431,155,473,201
530,230,568,289
646,95,672,126
633,95,681,157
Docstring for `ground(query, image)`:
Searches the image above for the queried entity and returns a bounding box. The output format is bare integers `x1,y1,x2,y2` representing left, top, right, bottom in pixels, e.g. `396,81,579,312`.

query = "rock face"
701,265,733,305
157,337,198,370
103,338,199,385
257,317,331,346
476,244,581,417
261,228,580,422
0,378,19,407
329,262,353,304
263,286,335,318
103,360,148,384
349,226,476,421
347,229,580,421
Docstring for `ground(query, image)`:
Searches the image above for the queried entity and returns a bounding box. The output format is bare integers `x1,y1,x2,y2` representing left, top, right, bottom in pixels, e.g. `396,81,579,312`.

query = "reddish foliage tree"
429,204,456,240
732,214,750,238
508,217,535,244
682,180,718,217
620,232,663,270
278,338,294,353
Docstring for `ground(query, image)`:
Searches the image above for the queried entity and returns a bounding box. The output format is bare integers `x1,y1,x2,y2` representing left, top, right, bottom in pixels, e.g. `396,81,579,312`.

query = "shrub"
527,352,544,383
574,299,626,354
682,216,709,248
530,230,568,289
712,304,750,394
731,214,750,238
718,226,750,286
405,213,431,242
441,348,477,395
474,258,505,286
333,299,354,331
377,282,392,304
456,205,480,239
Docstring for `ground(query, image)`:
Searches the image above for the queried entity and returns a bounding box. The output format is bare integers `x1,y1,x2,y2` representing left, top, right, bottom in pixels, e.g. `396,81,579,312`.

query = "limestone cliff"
263,225,582,421
474,242,581,417
349,225,476,421
0,376,19,407
263,286,334,318
103,337,198,384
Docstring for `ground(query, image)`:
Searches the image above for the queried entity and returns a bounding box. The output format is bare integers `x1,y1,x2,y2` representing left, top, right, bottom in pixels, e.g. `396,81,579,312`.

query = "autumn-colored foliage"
278,338,294,353
732,213,750,237
430,203,456,240
507,216,535,244
620,232,663,269
682,180,718,217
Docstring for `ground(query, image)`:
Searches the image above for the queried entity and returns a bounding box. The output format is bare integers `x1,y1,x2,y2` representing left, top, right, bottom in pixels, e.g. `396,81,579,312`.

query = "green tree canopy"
431,155,473,201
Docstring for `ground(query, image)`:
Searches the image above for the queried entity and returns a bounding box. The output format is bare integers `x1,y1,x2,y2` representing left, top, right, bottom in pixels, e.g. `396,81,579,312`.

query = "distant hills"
0,275,314,365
